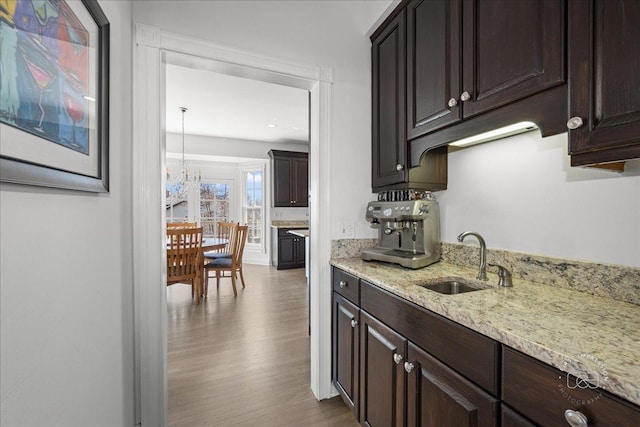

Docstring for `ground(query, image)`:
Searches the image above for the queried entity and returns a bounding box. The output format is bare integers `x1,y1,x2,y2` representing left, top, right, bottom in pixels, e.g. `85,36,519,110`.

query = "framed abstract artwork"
0,0,109,192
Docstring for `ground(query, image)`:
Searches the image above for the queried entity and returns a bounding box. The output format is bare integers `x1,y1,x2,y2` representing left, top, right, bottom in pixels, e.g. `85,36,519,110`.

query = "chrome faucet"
457,231,488,281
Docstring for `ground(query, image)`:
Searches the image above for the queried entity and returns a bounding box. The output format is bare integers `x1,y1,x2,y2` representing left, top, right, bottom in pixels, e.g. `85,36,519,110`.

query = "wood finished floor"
167,264,358,427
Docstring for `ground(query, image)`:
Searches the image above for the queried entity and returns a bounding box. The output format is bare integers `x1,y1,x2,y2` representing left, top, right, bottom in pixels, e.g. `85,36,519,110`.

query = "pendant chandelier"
167,106,201,188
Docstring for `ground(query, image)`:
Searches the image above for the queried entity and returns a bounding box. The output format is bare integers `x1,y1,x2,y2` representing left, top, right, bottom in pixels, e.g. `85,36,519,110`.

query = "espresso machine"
361,192,440,269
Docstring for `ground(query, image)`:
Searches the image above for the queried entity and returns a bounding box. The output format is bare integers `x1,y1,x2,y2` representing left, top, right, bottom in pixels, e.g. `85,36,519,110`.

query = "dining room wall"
0,1,136,426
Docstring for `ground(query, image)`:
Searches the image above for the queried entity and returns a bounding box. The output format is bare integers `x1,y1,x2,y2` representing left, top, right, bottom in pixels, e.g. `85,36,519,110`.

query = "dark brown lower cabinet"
331,267,640,427
502,347,640,427
406,342,498,426
271,228,305,270
501,405,537,427
333,293,359,417
359,311,406,427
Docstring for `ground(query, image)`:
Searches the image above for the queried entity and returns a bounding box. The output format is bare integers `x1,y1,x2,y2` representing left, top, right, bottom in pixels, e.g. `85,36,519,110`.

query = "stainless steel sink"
421,280,486,295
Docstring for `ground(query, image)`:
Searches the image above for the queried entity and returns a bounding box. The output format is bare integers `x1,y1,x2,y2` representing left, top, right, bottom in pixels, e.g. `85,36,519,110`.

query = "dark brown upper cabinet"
372,10,407,189
568,0,640,166
461,0,565,118
406,0,462,139
371,8,448,193
268,150,308,207
407,0,565,143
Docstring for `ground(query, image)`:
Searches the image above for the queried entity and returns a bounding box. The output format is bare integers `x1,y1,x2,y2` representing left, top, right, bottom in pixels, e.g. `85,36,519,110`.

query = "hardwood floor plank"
168,265,358,427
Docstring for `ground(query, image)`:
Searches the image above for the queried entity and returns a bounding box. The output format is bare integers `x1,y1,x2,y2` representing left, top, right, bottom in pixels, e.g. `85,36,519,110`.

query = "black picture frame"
0,0,110,193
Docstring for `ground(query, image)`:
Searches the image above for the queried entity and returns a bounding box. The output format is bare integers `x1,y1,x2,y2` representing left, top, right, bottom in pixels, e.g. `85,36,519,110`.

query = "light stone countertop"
270,221,308,229
330,257,640,406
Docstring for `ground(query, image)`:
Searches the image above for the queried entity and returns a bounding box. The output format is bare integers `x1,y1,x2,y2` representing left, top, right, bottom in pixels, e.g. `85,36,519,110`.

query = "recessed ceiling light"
267,124,278,128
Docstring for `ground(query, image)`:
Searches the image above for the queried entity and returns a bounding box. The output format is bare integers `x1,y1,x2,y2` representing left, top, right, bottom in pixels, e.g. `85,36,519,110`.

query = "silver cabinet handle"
567,117,584,130
460,91,470,101
564,409,588,427
339,280,347,288
351,319,358,328
448,97,458,108
396,164,404,171
393,353,403,364
404,361,414,373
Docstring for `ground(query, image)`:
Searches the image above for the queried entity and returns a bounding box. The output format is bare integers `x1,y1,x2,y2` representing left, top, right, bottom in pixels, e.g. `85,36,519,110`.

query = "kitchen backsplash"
331,238,377,259
331,239,640,305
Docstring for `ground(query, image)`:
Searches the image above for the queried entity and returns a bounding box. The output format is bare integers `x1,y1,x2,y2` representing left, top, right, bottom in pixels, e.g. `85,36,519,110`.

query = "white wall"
0,1,135,426
133,0,376,241
435,131,640,267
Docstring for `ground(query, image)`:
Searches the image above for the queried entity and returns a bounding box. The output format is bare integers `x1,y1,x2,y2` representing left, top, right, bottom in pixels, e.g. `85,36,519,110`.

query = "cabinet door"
406,343,498,427
372,9,407,188
461,0,565,118
273,158,293,207
292,158,308,206
407,0,462,139
568,0,640,166
333,293,360,418
359,311,406,427
294,237,305,267
277,234,296,268
501,405,537,427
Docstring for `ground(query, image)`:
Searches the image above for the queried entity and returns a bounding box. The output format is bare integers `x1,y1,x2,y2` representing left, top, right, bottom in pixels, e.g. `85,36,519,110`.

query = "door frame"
133,25,334,426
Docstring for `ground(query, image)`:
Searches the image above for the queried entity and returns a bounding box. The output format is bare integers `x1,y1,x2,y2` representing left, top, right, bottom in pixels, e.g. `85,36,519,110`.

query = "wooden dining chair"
204,225,248,297
203,221,237,260
166,226,203,299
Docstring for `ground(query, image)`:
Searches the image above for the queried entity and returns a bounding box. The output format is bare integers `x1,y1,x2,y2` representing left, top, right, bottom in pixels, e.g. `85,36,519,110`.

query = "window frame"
241,163,266,254
198,179,235,237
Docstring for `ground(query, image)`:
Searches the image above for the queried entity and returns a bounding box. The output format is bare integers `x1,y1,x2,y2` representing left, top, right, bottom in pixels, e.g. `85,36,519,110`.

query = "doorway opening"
133,26,335,425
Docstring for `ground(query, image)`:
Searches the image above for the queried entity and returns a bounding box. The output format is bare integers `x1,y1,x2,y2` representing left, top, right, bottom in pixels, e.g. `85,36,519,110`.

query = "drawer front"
332,268,359,304
502,347,640,427
361,280,499,395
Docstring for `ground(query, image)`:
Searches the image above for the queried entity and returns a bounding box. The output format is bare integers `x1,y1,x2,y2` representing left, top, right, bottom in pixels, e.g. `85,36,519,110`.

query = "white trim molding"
133,24,334,425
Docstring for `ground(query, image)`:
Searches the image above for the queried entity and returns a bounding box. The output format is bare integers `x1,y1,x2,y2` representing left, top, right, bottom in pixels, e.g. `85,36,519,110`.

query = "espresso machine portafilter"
361,197,441,269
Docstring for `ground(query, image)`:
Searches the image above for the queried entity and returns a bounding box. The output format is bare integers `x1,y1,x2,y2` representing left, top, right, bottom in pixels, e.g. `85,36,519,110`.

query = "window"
200,182,231,236
166,182,188,223
242,166,264,249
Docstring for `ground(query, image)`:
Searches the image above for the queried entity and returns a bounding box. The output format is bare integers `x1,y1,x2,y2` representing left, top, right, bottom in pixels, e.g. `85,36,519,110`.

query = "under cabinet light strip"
448,121,538,147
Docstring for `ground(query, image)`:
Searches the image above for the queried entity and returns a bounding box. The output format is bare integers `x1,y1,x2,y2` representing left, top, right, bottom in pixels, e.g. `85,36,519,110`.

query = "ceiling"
165,64,310,144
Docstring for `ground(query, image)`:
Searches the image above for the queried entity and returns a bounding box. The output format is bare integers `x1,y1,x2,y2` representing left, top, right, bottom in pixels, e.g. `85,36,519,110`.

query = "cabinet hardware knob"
460,91,470,101
404,361,414,373
448,97,458,108
393,353,404,364
566,117,584,130
396,164,404,171
564,409,588,427
339,280,347,288
351,319,358,328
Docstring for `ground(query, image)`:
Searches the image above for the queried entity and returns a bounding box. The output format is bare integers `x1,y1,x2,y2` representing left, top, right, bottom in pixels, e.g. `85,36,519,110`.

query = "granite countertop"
270,221,309,229
330,257,640,406
288,229,309,237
